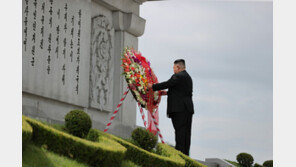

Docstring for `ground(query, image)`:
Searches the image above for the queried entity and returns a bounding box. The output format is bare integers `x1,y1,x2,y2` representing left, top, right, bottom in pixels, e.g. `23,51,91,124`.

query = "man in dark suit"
148,59,194,156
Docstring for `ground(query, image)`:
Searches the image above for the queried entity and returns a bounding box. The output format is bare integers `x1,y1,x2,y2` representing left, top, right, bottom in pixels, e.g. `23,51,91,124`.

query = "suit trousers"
170,112,193,156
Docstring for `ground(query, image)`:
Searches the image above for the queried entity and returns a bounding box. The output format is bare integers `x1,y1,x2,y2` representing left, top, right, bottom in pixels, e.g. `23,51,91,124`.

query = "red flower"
124,68,130,72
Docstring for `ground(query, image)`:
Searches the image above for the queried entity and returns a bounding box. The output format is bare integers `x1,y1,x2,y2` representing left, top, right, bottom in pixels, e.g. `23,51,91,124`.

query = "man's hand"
147,83,153,89
160,91,167,96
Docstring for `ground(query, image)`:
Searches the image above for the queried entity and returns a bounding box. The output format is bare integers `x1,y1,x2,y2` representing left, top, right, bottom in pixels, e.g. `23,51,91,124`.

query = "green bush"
157,143,207,167
96,129,207,167
254,163,263,167
121,160,141,167
22,116,33,146
65,110,92,138
86,129,100,142
24,116,126,167
131,127,157,152
94,129,184,167
236,153,254,167
263,160,273,167
158,143,207,167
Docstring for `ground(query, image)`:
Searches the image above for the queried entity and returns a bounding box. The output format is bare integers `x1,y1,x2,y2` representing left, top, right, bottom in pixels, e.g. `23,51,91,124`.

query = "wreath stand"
104,86,165,144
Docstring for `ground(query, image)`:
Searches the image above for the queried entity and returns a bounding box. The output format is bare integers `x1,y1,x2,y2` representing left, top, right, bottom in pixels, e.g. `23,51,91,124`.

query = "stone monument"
22,0,154,138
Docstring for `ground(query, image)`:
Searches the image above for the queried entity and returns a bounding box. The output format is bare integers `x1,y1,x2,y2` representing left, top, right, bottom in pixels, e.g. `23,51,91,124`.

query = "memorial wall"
22,0,147,138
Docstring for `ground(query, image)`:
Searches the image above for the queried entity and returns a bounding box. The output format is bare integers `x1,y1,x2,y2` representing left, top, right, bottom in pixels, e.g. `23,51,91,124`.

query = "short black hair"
174,59,186,68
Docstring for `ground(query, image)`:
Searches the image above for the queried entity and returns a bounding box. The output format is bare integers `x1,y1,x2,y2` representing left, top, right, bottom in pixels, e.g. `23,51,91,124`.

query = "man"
148,59,194,156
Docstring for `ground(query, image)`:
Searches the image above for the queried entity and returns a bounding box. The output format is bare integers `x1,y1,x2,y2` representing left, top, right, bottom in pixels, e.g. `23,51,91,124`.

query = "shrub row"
157,143,207,167
94,129,185,167
23,115,206,167
23,116,126,167
22,116,33,146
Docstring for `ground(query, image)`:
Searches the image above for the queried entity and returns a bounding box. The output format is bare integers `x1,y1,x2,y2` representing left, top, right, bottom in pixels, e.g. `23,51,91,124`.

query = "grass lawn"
23,144,89,167
23,143,140,167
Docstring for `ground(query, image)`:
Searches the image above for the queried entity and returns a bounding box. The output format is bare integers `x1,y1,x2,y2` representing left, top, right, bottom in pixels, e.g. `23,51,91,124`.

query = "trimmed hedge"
95,129,185,167
157,143,207,167
23,116,126,167
22,116,33,145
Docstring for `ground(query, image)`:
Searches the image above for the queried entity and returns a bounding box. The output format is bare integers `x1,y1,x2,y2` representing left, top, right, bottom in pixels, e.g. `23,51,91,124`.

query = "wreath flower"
121,47,161,109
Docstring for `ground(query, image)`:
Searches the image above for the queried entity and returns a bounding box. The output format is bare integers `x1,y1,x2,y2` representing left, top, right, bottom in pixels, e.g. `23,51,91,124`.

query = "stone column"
111,10,146,131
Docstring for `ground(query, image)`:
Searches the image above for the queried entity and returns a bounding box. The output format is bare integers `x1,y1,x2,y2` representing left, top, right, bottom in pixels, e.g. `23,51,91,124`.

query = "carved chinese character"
40,39,43,49
71,16,75,26
70,39,73,49
47,65,50,74
77,29,81,37
77,47,80,54
33,10,37,20
78,20,81,27
47,55,51,64
75,84,79,94
76,56,80,63
47,44,51,53
41,15,44,24
49,7,53,15
31,57,35,66
77,38,80,46
24,6,29,15
64,23,67,32
62,64,66,85
70,51,73,62
56,35,59,44
57,9,60,19
63,48,66,58
63,38,67,47
62,74,65,85
31,45,35,55
76,66,79,74
24,27,27,37
32,33,35,43
56,25,60,34
48,33,52,43
41,26,44,37
49,17,52,28
23,39,27,51
55,46,59,58
71,28,74,37
64,13,67,21
24,17,28,26
42,3,45,13
33,21,36,31
76,75,79,82
78,9,82,17
33,0,37,8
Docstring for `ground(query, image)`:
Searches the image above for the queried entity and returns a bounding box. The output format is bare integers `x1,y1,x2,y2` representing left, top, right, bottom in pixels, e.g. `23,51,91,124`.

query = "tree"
263,160,273,167
236,152,254,167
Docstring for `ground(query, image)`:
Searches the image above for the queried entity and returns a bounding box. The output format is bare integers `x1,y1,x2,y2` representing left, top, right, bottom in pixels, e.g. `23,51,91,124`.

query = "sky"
136,0,273,164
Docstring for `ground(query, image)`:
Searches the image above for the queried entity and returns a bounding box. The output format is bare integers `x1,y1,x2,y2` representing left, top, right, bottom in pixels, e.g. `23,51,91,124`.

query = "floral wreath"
121,47,161,110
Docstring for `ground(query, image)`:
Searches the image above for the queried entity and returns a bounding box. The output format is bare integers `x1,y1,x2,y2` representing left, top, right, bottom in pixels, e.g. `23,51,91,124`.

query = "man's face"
173,64,179,74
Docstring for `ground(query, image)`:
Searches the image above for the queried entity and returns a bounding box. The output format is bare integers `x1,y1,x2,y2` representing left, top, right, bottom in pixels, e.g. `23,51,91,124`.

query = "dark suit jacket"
152,70,194,117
